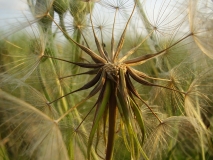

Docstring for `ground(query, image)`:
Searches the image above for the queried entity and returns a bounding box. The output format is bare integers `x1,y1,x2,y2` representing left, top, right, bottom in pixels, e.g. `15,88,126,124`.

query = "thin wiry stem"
124,73,163,123
55,97,89,123
5,40,23,50
140,98,163,123
59,14,72,43
119,29,155,62
79,29,91,49
74,102,97,132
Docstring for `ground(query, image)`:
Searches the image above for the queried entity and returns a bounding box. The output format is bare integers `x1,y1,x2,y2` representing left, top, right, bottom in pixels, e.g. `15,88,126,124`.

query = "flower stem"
106,83,117,160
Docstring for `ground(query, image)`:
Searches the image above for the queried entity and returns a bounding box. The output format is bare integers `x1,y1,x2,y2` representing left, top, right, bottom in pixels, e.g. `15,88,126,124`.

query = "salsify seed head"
103,62,126,79
0,0,213,160
53,0,69,15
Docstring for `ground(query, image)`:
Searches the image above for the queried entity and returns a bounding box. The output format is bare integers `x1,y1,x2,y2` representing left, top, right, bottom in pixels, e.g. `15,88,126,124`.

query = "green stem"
87,81,111,160
37,64,51,101
59,14,73,44
134,0,157,53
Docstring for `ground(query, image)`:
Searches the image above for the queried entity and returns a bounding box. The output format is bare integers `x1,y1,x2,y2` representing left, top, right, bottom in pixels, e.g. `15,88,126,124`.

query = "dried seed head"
70,0,92,21
70,0,86,19
103,63,126,81
104,63,119,77
34,0,54,31
53,0,69,15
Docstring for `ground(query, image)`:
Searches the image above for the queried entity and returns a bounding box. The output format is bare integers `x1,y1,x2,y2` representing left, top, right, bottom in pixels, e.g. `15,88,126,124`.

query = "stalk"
105,83,117,160
49,8,100,159
42,22,76,159
43,43,69,113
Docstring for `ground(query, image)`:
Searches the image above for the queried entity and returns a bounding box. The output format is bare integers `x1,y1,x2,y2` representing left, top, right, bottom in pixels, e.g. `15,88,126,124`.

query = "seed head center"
104,63,126,79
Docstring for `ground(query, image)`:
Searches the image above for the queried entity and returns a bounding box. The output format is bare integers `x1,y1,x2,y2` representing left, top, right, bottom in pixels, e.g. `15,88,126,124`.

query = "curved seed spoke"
126,75,162,123
127,67,185,94
119,30,155,62
125,73,141,99
124,50,166,66
48,14,107,63
122,74,145,144
49,69,103,104
127,67,157,86
113,2,137,62
43,55,104,68
88,71,106,97
125,33,193,66
130,68,171,82
59,69,99,80
88,2,108,61
111,9,118,60
55,80,108,123
74,102,97,132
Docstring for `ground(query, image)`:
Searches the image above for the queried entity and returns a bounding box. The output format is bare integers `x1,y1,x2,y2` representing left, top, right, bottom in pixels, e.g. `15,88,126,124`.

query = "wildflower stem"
41,30,70,113
58,14,71,43
106,84,117,160
37,65,51,101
